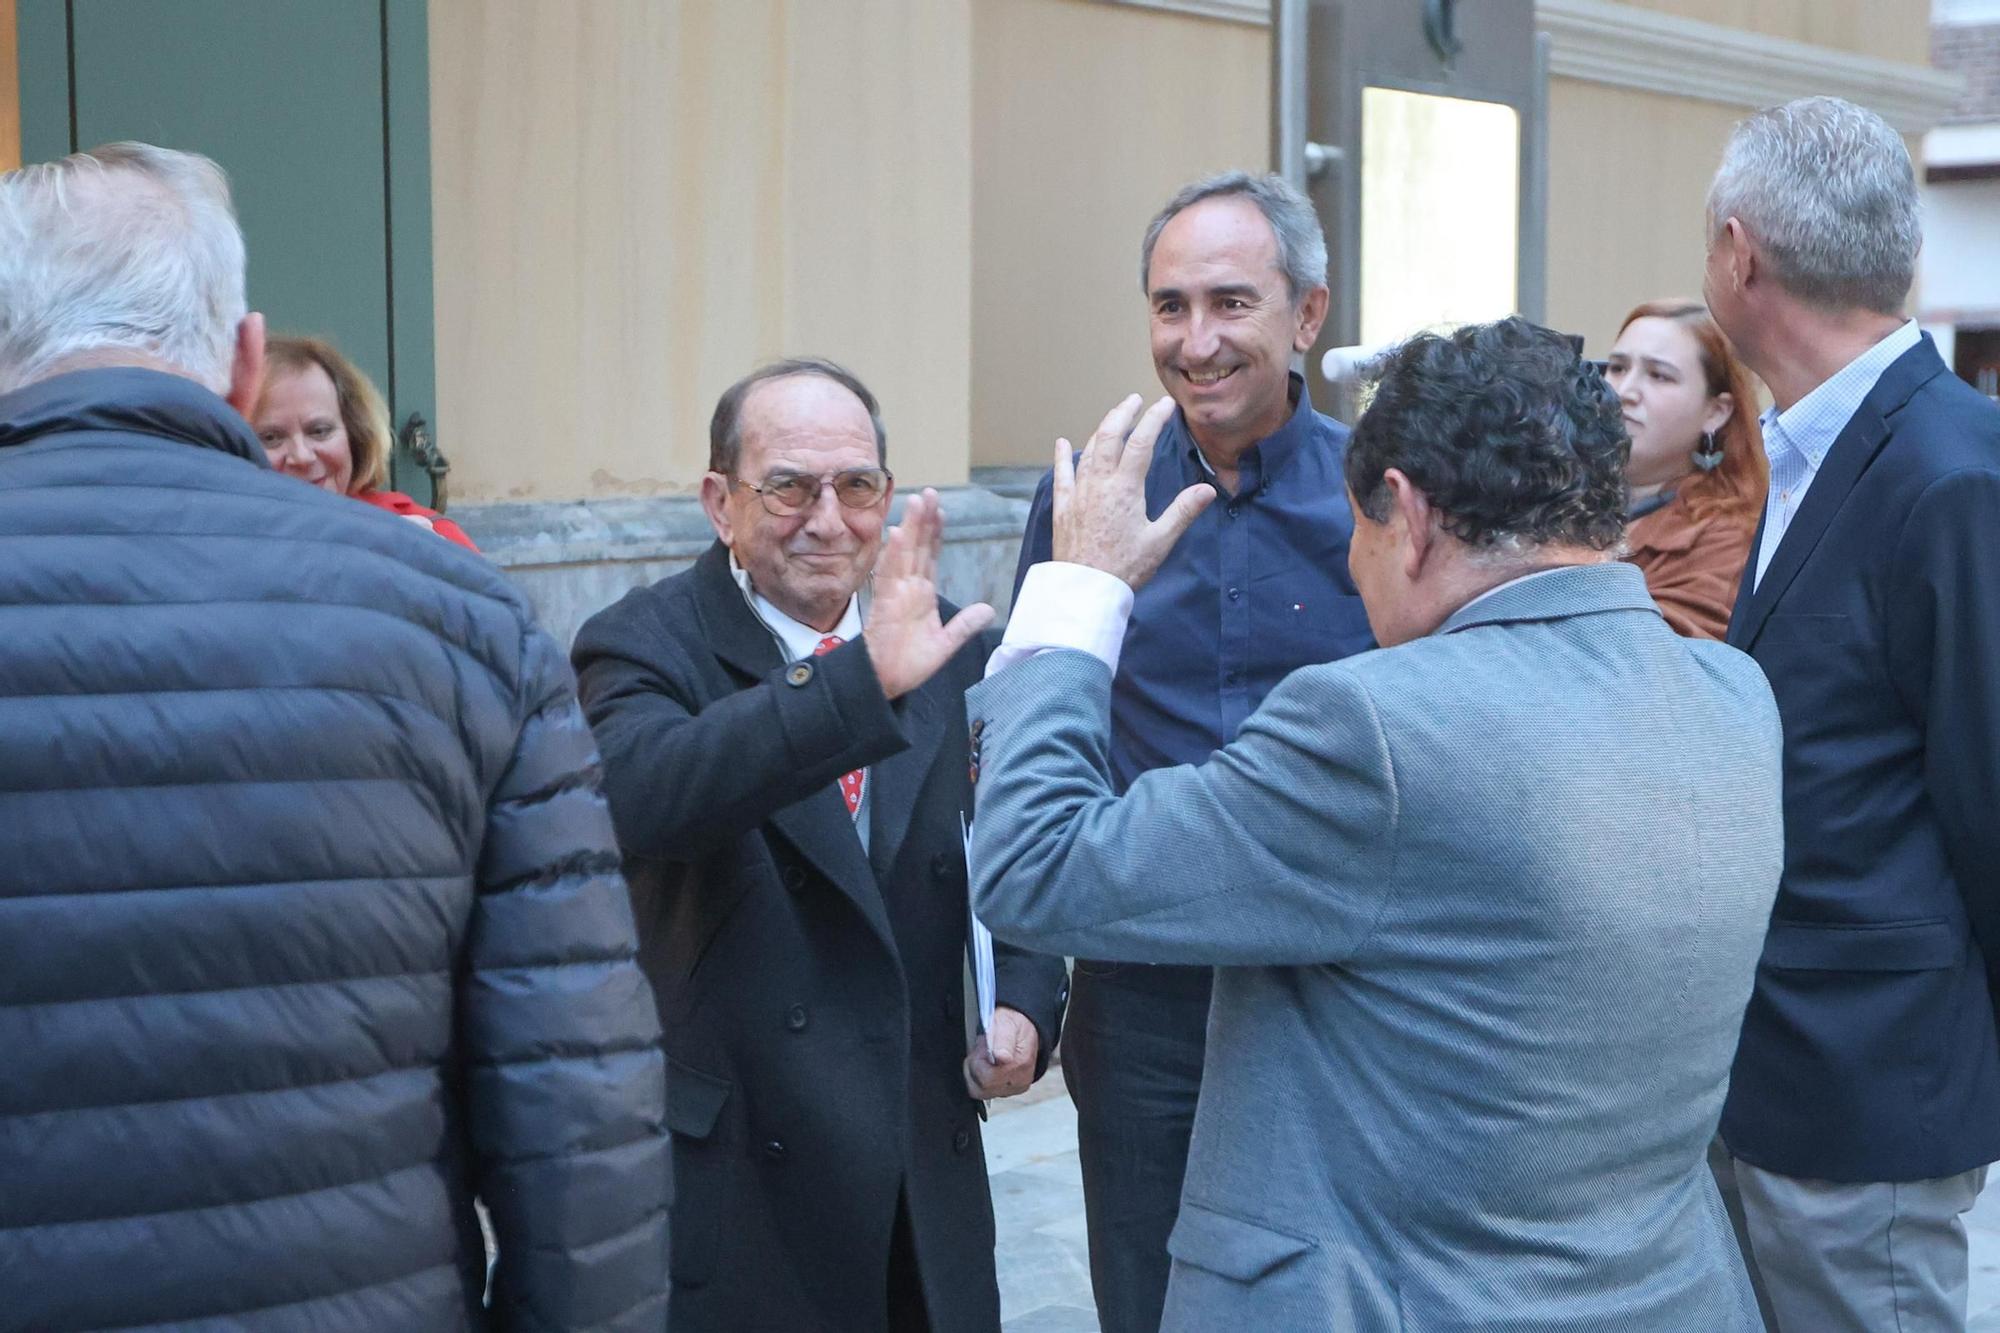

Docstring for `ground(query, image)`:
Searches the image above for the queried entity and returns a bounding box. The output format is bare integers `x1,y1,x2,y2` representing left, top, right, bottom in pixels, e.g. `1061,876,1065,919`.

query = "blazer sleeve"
1888,465,2000,975
573,598,909,862
967,648,1401,966
465,625,671,1331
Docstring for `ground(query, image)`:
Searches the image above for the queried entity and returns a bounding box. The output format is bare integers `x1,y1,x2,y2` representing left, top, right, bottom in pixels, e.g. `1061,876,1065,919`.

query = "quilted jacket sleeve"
464,624,670,1332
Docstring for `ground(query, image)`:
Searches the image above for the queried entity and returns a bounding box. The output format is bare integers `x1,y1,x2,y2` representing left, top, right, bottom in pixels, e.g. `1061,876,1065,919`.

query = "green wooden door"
17,0,438,504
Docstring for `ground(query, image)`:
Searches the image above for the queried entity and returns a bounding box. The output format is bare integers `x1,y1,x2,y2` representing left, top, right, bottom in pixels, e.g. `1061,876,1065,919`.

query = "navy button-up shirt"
1013,375,1376,795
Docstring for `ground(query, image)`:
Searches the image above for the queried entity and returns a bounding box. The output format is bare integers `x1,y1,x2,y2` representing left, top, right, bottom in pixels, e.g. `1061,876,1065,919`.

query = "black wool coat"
574,541,1069,1333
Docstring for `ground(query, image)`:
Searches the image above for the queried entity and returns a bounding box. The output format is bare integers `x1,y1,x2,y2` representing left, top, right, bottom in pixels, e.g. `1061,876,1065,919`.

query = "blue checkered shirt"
1753,320,1920,588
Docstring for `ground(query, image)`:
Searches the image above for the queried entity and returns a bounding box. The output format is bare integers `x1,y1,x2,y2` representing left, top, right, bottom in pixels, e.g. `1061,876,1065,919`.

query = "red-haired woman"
1605,299,1768,639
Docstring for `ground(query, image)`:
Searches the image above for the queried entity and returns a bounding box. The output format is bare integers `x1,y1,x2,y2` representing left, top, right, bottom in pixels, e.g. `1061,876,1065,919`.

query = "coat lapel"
867,680,950,882
690,542,897,949
1728,340,1948,652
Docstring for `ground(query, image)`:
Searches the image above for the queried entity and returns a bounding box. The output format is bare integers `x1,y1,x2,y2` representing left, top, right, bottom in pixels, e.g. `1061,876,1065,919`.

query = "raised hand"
1052,394,1215,590
864,489,996,700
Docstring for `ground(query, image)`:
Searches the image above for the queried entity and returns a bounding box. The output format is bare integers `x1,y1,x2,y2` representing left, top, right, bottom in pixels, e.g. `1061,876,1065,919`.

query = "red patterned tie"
814,635,865,817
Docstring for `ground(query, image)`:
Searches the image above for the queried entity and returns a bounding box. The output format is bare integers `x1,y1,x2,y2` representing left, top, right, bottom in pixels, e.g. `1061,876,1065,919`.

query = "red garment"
354,488,480,552
813,634,866,815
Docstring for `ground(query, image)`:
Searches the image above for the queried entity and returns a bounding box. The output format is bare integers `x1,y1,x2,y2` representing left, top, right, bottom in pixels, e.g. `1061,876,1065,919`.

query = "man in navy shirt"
1012,171,1374,1333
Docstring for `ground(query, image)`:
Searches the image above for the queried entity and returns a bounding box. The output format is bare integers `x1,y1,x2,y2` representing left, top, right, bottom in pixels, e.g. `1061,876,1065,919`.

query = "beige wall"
426,0,1939,499
1542,80,1745,356
429,0,972,504
970,0,1269,467
1542,0,1934,355
1608,0,1930,66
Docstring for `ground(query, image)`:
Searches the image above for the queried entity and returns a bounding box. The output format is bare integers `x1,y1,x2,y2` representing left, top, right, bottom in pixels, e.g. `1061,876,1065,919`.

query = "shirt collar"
1452,565,1578,619
1759,319,1920,473
1177,371,1316,487
729,553,863,662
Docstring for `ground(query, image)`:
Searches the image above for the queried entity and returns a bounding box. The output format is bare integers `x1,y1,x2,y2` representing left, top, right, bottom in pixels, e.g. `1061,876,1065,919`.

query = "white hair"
1706,97,1919,316
0,142,247,394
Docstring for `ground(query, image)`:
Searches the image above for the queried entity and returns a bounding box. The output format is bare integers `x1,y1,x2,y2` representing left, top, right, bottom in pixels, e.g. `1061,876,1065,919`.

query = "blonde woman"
253,335,477,550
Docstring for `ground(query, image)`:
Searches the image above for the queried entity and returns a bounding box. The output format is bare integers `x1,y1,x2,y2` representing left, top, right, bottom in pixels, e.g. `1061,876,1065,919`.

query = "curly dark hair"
1344,318,1629,552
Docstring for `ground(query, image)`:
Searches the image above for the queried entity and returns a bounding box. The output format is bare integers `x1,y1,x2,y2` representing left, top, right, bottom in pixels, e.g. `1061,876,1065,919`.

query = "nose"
800,480,847,537
1183,310,1222,363
270,432,311,469
1609,368,1639,406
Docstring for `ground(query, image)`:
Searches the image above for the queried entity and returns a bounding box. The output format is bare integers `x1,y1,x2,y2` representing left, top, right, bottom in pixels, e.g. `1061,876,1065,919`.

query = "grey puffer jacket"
0,369,669,1331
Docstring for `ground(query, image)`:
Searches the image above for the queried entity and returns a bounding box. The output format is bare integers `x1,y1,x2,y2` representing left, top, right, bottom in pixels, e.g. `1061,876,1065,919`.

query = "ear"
1702,391,1735,437
700,471,736,547
224,312,266,418
1725,218,1756,293
1385,468,1434,582
1293,284,1331,353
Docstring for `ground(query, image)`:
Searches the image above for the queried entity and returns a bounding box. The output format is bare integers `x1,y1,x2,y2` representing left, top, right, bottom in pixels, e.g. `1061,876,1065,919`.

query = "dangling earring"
1692,430,1724,472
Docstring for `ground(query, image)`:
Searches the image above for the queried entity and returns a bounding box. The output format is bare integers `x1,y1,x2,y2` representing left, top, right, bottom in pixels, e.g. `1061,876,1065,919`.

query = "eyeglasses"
731,466,893,517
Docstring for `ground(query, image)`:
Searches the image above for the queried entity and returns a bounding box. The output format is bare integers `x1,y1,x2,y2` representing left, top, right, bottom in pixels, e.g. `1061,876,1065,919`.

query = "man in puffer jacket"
0,144,670,1330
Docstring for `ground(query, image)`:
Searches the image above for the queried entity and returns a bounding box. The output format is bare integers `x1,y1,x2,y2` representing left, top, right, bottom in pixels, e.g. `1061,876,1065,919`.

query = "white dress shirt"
1753,319,1920,588
731,556,869,838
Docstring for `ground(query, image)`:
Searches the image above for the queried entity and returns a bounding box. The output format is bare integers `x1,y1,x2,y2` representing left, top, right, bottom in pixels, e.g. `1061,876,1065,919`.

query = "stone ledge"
455,485,1028,570
451,486,1032,648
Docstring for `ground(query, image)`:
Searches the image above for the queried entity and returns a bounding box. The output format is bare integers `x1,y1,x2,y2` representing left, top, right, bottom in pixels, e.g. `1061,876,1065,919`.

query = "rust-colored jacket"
1624,491,1757,640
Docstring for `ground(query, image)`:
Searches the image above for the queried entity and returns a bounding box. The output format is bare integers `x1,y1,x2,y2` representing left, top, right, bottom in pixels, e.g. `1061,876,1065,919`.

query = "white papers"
962,813,997,1057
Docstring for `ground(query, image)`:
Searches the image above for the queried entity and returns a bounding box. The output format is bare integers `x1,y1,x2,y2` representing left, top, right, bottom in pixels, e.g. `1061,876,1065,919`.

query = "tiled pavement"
986,1067,1098,1331
987,1070,2000,1331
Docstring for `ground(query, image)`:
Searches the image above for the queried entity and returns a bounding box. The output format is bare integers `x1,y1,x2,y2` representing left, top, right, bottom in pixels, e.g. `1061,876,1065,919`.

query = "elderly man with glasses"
573,356,1069,1333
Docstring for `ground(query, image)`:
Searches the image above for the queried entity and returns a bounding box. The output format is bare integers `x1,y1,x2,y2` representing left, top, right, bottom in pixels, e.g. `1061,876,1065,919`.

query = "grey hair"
1140,170,1328,302
0,142,247,395
1706,97,1919,315
708,355,887,476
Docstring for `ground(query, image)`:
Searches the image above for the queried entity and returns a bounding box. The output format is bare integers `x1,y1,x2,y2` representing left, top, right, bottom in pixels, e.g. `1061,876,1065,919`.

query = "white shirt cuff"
986,562,1134,679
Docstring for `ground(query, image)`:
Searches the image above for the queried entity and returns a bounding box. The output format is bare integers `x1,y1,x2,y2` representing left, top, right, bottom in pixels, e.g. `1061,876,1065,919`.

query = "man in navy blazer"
1708,96,2000,1331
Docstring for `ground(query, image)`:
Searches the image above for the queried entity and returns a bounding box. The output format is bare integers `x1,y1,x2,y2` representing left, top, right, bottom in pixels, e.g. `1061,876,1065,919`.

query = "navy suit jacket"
1721,335,2000,1181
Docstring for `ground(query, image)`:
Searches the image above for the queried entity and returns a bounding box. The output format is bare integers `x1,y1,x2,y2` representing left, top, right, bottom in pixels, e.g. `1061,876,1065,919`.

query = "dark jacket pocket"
1167,1200,1316,1282
665,1057,734,1289
1763,918,1958,972
1760,613,1856,645
664,1056,732,1140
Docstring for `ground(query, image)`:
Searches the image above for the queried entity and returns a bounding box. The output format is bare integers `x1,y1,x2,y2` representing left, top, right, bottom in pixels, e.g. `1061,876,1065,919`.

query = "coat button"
764,1138,787,1160
943,991,960,1020
930,852,953,880
786,663,813,687
783,865,806,892
953,1127,972,1154
785,1004,809,1032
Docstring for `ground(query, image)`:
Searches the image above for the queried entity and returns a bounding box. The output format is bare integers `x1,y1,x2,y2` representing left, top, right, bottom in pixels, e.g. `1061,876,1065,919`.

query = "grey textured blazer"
968,563,1781,1332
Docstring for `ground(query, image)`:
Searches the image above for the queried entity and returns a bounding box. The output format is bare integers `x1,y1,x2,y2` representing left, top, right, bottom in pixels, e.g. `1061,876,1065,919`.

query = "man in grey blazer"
951,319,1782,1329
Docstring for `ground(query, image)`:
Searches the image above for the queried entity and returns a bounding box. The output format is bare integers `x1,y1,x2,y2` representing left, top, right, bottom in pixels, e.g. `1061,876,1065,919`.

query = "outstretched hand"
865,489,996,700
1052,394,1215,590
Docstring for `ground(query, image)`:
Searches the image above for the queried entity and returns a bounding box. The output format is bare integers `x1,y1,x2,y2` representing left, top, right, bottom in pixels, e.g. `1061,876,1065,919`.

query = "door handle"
398,412,452,513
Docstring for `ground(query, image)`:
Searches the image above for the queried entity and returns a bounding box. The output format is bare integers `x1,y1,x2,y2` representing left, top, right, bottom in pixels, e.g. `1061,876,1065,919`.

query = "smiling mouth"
1181,366,1238,388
